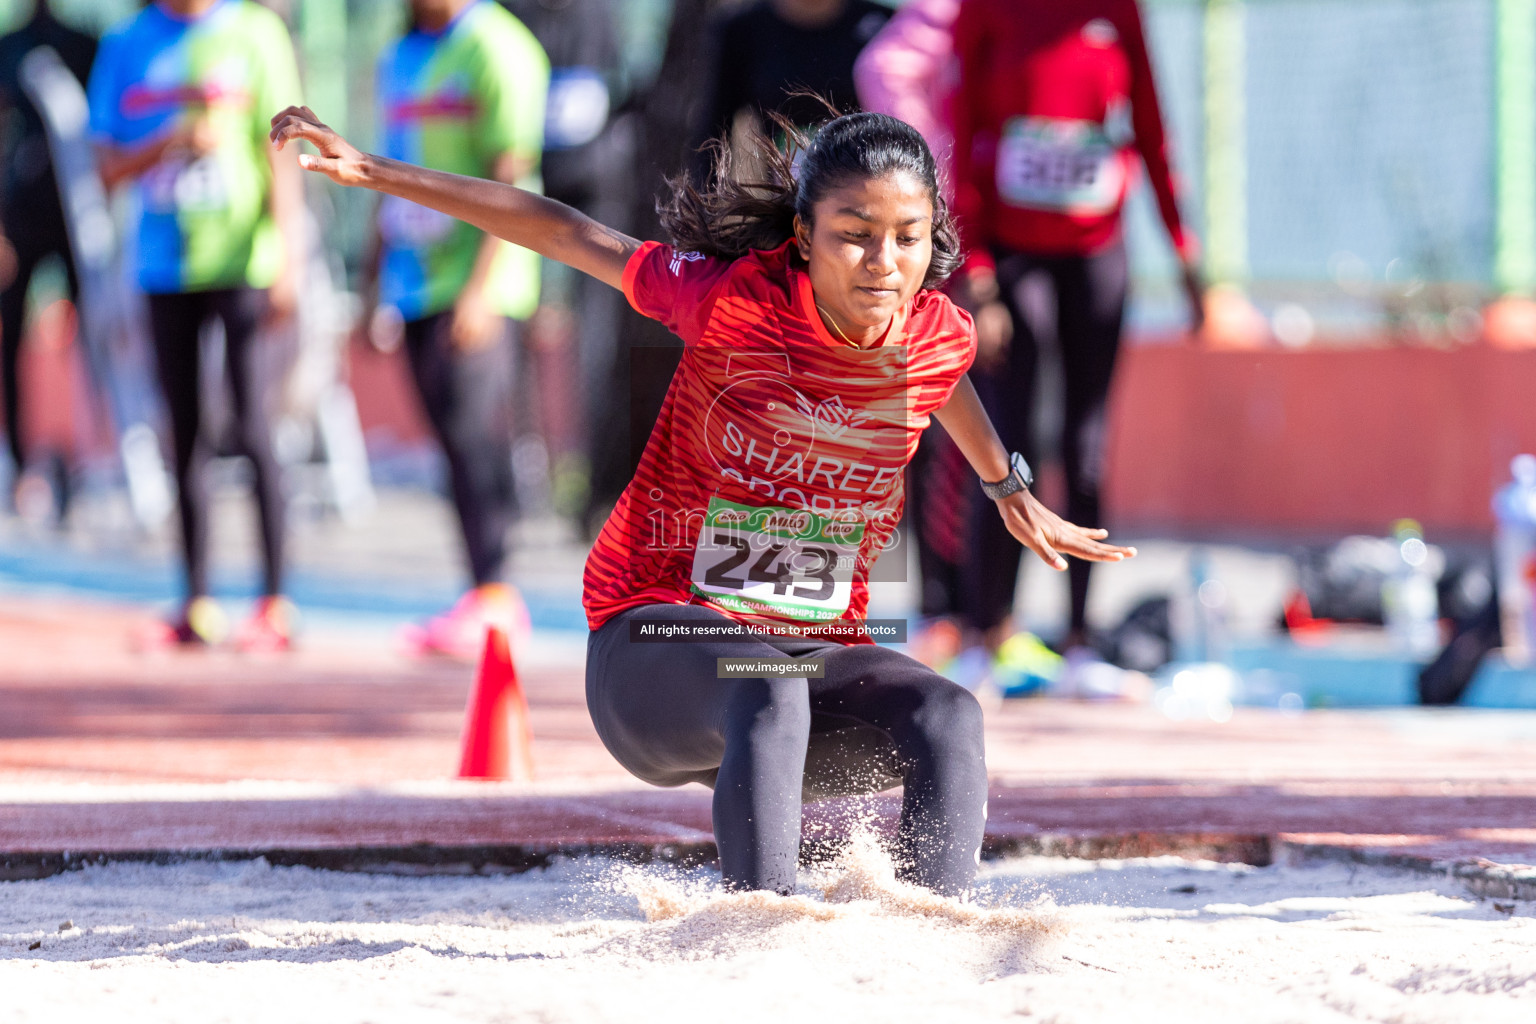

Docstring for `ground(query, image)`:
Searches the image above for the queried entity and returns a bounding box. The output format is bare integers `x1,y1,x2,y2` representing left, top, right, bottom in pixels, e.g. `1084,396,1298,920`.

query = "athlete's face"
795,171,934,339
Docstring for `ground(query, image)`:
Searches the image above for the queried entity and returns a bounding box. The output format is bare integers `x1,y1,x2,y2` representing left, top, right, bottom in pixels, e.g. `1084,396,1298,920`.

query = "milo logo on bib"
995,116,1127,215
689,497,865,623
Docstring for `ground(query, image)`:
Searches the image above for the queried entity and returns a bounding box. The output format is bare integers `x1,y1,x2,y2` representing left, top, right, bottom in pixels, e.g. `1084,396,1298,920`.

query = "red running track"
1,596,1534,884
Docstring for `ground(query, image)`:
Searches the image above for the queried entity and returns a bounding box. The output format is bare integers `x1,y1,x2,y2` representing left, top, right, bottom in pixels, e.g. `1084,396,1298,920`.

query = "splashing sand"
1,850,1532,1023
606,831,1062,975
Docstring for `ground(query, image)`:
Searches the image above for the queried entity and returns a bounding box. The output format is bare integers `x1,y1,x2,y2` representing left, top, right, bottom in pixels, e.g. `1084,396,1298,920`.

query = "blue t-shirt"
87,0,301,293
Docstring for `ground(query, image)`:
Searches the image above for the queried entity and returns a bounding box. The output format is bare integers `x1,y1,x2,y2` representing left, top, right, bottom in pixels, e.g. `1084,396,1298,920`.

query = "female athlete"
270,103,1134,896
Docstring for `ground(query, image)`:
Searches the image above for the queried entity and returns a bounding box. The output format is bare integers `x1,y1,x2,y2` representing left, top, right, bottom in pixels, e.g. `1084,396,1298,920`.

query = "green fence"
1128,0,1518,341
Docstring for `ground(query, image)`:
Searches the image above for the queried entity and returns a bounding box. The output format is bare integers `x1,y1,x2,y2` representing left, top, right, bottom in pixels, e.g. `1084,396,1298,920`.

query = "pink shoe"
234,596,297,653
400,584,531,660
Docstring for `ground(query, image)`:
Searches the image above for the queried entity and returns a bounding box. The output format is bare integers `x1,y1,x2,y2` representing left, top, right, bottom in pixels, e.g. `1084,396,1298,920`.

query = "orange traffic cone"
457,626,535,781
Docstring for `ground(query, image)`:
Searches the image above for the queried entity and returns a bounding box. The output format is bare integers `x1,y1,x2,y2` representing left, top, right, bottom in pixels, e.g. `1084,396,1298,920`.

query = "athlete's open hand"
269,106,368,187
994,489,1136,571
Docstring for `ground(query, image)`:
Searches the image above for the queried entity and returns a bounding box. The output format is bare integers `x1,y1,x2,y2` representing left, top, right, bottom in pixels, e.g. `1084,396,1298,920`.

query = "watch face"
1011,452,1033,489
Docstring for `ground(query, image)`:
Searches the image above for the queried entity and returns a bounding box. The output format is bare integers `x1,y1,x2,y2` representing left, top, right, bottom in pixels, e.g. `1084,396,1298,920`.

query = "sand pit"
1,842,1532,1023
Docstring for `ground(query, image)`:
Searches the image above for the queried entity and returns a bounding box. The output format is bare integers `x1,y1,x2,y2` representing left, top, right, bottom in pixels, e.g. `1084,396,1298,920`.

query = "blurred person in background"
694,0,892,170
0,0,96,516
88,0,303,650
578,0,707,541
853,0,957,184
501,0,629,524
361,0,548,659
948,0,1203,684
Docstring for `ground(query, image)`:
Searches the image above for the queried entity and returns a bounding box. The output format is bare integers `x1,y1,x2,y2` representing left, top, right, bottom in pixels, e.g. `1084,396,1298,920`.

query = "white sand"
1,839,1532,1024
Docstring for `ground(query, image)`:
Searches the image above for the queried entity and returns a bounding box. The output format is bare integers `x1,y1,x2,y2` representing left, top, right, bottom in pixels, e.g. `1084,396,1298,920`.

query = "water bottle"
1493,454,1536,665
1192,549,1231,663
1172,548,1229,664
1381,519,1439,658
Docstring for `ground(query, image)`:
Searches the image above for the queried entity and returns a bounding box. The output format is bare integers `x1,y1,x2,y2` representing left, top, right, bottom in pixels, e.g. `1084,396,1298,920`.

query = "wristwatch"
980,452,1034,500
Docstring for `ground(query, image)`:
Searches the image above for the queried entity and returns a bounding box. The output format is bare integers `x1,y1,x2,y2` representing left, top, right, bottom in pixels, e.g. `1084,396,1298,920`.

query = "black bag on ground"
1418,585,1502,706
1099,596,1174,673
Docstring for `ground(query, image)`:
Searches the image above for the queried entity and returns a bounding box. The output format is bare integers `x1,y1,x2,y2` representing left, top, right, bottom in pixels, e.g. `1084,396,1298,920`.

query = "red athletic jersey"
951,0,1191,267
583,240,977,641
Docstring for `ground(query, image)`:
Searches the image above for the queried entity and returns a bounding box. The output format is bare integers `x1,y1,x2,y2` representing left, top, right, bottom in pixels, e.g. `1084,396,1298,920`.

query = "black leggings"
1,227,78,474
967,240,1128,636
147,288,285,598
586,603,989,895
403,313,515,587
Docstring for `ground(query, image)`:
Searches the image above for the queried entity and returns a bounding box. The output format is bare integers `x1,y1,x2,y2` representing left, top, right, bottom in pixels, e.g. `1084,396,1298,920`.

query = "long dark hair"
658,110,962,290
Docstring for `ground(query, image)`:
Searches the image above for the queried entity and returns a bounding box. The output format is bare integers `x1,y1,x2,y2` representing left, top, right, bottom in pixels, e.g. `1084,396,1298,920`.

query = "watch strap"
981,452,1033,500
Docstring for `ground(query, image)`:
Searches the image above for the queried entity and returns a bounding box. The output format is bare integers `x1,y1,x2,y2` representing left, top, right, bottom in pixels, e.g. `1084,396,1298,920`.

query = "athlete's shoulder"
736,240,795,274
727,241,805,303
634,239,791,285
907,290,975,378
911,287,975,337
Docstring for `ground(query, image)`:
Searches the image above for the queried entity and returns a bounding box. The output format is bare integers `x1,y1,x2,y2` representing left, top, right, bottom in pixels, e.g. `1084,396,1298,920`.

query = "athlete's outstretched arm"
269,106,638,290
932,376,1136,570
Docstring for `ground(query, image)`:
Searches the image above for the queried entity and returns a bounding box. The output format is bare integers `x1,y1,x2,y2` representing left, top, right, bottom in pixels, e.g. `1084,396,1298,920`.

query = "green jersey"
87,0,301,293
376,0,549,320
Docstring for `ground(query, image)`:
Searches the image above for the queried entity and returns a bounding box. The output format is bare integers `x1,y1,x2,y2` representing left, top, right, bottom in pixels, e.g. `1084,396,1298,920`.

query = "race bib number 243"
689,497,865,623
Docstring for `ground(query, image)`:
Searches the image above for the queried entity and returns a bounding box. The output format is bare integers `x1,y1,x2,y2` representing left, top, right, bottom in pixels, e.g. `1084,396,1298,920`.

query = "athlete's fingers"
1031,534,1067,571
1045,515,1132,555
994,491,1134,568
1004,514,1067,571
1018,523,1065,570
268,106,316,136
1060,539,1133,562
271,118,326,150
1037,508,1134,558
269,116,304,148
269,110,335,152
1051,529,1136,562
1074,534,1135,559
269,105,305,128
1016,521,1125,568
1016,510,1133,565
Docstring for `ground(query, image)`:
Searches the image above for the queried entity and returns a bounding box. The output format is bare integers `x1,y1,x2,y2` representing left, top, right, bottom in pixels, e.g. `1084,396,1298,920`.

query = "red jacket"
951,0,1193,269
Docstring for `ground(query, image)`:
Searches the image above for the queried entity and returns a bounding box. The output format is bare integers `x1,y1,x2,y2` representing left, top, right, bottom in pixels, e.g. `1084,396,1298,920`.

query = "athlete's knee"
725,675,812,749
908,681,986,757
